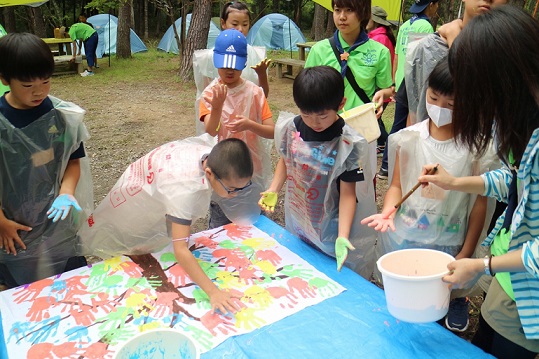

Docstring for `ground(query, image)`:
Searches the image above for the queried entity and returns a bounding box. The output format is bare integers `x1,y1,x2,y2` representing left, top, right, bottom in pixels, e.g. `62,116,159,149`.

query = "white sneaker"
80,70,94,77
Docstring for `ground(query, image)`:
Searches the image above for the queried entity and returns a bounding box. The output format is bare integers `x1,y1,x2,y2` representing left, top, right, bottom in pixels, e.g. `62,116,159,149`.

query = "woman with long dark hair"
419,6,539,358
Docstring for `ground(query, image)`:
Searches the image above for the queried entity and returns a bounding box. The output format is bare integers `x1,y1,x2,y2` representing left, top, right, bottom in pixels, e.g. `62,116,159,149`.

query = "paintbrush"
381,165,440,220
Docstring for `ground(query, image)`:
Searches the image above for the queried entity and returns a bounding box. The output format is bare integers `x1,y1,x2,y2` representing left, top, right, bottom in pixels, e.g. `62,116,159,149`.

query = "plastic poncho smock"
78,135,219,259
405,34,448,125
199,78,273,191
381,120,499,258
192,45,266,136
275,113,377,279
0,96,93,285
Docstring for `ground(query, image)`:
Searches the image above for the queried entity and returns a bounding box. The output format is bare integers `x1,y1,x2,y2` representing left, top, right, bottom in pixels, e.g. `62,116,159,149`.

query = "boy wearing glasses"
79,137,254,315
259,66,377,278
199,29,274,229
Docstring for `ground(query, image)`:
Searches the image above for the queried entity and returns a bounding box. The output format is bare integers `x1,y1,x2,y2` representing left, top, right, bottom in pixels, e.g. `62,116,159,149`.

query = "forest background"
2,0,538,80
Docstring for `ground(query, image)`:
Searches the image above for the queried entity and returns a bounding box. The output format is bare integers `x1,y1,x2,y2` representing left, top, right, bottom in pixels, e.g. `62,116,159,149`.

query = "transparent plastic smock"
193,45,266,135
0,96,93,285
200,78,273,191
405,34,448,125
379,120,500,293
275,112,377,279
78,135,217,259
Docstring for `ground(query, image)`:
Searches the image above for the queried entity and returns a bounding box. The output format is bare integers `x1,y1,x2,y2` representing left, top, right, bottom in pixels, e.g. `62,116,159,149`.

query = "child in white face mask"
362,57,498,332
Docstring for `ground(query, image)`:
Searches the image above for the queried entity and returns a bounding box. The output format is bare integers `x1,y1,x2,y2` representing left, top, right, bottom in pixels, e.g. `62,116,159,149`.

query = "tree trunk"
3,7,16,33
326,11,335,38
311,4,326,41
179,0,211,80
143,0,148,40
117,0,132,59
26,7,47,37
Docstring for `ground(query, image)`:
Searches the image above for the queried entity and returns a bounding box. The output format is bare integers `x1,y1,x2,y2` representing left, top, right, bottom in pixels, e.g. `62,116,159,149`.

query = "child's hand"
209,288,242,315
372,91,386,119
250,58,271,75
225,115,251,133
418,163,453,190
47,194,82,222
0,217,30,255
360,208,397,232
210,83,227,109
335,237,355,272
258,192,278,212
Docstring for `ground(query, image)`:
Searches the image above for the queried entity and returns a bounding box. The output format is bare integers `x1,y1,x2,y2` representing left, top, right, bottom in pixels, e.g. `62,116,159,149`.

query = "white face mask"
426,101,453,128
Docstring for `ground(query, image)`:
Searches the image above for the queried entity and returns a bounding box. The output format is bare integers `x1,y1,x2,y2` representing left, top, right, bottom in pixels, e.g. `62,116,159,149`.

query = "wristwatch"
483,255,494,276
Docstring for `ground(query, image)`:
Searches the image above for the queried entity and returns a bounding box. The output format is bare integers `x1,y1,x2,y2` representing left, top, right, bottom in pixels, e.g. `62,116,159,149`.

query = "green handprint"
192,288,212,310
308,277,339,297
280,264,314,280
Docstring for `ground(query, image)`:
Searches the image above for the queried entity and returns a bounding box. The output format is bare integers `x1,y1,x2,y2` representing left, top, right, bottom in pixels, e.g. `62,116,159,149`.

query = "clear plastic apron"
275,112,377,279
0,96,91,285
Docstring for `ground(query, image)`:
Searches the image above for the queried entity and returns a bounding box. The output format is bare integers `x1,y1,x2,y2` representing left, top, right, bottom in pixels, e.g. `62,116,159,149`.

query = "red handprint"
168,263,190,287
224,223,252,240
151,291,180,317
14,278,54,303
287,277,317,299
266,286,299,308
255,249,282,266
200,311,237,336
195,235,219,249
27,296,56,321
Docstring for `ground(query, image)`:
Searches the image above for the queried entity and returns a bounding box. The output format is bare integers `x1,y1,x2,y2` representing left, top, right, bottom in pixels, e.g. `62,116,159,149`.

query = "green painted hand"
335,237,355,272
258,192,278,212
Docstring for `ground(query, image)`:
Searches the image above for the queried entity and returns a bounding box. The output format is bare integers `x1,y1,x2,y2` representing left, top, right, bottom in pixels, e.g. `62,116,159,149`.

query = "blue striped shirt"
482,128,539,339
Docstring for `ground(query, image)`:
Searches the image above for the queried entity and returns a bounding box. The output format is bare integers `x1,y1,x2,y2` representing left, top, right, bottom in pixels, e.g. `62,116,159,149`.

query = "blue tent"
87,14,147,58
247,13,306,51
157,14,221,54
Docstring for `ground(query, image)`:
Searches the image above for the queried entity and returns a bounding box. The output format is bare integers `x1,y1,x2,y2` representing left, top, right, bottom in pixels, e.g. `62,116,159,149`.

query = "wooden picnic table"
42,37,73,56
296,41,317,61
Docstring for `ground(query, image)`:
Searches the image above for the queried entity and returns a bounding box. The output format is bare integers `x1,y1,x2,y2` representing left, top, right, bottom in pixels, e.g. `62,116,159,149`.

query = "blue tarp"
86,14,147,58
246,13,306,51
157,14,221,54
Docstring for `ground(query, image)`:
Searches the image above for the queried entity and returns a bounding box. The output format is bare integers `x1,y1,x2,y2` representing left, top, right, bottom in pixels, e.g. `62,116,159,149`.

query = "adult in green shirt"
394,0,438,89
0,24,8,95
68,22,98,77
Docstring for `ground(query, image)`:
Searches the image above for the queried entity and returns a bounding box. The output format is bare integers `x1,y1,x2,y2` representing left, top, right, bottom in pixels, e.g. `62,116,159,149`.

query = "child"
199,29,274,229
67,21,98,76
362,58,497,332
259,66,377,279
193,0,270,135
79,137,254,314
0,33,93,288
304,0,393,187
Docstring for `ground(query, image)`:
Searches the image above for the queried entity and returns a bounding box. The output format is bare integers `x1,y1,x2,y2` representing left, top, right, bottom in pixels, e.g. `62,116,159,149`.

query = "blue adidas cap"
213,29,248,70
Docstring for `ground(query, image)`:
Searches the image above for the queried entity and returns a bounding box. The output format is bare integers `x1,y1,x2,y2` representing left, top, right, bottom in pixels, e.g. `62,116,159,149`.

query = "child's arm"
202,83,227,136
226,116,275,139
0,209,30,255
47,159,83,222
455,195,487,260
171,222,240,314
361,152,404,231
259,157,286,212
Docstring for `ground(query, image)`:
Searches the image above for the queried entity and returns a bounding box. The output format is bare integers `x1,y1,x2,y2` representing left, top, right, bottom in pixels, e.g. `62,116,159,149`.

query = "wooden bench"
53,55,85,75
273,58,305,79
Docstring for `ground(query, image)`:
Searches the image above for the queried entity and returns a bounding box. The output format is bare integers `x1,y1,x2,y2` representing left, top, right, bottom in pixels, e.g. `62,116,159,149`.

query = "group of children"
1,1,539,357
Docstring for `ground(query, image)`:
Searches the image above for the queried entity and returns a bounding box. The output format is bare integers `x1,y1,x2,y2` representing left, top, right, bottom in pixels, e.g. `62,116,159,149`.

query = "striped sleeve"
522,240,539,277
481,166,512,202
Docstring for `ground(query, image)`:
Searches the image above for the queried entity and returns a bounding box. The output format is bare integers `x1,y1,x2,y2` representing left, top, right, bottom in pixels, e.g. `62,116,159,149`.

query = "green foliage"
85,0,124,13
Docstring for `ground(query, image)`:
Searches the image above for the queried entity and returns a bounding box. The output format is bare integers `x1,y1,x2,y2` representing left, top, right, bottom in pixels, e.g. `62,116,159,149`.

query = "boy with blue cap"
199,29,274,229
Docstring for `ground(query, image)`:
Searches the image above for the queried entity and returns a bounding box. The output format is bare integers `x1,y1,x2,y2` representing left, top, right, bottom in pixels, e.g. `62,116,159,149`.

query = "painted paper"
0,224,344,358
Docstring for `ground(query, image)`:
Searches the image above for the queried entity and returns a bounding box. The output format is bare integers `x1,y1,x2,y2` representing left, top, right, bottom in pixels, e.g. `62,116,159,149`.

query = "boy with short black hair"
259,66,377,278
0,33,92,288
79,137,254,314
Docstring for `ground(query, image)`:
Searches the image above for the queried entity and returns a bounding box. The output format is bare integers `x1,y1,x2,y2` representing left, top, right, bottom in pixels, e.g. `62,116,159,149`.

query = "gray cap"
371,6,391,26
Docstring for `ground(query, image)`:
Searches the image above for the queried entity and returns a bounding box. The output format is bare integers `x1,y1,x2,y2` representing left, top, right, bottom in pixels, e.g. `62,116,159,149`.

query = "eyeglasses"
215,176,252,195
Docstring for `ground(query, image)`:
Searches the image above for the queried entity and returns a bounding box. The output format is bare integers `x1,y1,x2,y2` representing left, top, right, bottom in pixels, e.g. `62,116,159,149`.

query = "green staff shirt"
305,32,392,111
394,18,433,89
68,23,96,41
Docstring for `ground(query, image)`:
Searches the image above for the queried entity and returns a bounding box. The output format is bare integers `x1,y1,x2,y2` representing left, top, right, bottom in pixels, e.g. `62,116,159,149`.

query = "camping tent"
246,13,306,51
158,14,221,54
86,14,147,58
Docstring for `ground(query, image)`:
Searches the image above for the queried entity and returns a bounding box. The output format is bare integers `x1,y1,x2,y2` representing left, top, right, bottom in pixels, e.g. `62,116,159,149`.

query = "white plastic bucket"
341,102,380,143
377,248,454,323
114,328,199,359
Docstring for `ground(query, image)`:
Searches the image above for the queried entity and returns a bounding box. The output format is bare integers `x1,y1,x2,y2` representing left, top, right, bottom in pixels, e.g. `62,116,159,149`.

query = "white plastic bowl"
114,328,199,359
377,248,455,323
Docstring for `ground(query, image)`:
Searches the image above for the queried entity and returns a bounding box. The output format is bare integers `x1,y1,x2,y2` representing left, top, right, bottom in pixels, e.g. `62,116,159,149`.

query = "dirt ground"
37,56,482,342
